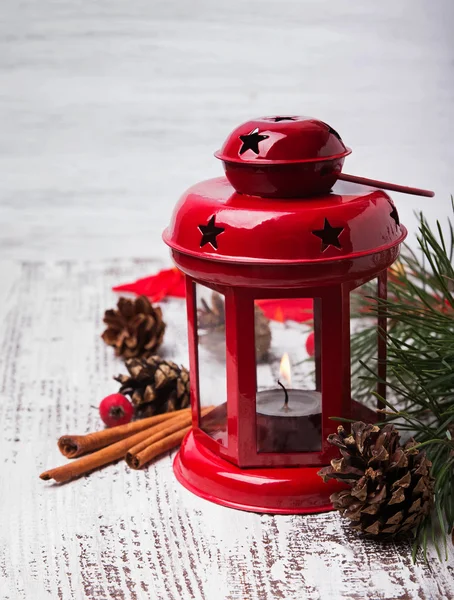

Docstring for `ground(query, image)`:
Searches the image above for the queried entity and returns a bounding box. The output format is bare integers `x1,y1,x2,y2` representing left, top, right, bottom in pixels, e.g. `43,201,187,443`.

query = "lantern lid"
214,116,351,165
163,178,406,266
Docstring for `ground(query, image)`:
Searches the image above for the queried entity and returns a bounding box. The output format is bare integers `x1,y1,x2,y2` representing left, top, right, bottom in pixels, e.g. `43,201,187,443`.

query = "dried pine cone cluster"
102,296,165,359
115,355,190,418
318,422,434,536
102,295,190,417
101,291,271,418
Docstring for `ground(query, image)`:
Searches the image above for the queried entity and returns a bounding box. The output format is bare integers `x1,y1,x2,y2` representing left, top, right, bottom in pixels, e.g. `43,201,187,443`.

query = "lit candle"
277,352,291,411
256,353,322,453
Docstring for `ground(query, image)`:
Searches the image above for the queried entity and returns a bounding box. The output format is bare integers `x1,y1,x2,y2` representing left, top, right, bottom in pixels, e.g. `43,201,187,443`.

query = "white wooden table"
1,1,454,597
1,259,453,600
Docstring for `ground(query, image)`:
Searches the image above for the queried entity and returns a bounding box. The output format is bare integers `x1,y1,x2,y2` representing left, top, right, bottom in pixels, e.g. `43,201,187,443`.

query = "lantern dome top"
163,177,406,266
214,116,351,165
213,116,352,197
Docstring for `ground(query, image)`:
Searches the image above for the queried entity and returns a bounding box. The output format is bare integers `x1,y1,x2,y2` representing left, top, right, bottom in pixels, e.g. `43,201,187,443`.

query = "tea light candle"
256,353,321,453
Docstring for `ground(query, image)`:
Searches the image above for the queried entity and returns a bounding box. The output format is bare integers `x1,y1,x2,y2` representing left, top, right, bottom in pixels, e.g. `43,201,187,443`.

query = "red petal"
167,273,186,298
113,268,185,302
113,269,314,324
256,298,313,323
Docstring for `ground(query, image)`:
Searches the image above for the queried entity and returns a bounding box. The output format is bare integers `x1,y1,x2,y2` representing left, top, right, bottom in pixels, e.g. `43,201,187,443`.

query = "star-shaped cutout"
312,218,344,252
198,215,225,250
389,202,400,226
273,116,296,122
239,128,269,155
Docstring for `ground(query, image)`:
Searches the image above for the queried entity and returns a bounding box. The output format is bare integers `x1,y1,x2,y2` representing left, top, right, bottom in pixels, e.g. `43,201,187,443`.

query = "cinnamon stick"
125,412,197,469
40,410,194,483
58,409,190,458
126,426,192,470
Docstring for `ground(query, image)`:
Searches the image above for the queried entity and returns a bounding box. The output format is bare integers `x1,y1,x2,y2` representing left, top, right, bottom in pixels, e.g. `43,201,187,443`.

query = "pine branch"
351,198,454,557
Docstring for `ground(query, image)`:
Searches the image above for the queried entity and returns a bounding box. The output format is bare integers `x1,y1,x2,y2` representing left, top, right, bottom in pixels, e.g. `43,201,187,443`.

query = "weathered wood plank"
0,259,453,600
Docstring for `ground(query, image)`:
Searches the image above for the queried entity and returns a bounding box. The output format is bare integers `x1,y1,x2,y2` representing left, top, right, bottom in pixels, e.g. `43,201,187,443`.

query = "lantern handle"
338,173,434,197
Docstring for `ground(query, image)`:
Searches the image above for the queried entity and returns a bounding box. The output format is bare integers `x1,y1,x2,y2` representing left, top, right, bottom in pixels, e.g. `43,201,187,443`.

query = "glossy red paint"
173,430,344,514
163,116,408,514
174,393,378,513
215,116,350,165
213,115,434,199
338,173,435,198
214,116,351,197
164,177,405,267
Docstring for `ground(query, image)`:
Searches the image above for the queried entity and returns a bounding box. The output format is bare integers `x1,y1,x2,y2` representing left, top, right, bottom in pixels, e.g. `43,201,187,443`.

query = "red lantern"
163,116,431,514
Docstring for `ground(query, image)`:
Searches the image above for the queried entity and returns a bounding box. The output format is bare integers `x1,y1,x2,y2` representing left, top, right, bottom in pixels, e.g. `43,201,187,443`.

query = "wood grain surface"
1,259,453,600
1,0,453,596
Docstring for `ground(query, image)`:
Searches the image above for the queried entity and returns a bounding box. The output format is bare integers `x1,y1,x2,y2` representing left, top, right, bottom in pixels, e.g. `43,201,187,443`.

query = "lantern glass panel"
350,278,379,404
254,298,322,453
195,282,228,446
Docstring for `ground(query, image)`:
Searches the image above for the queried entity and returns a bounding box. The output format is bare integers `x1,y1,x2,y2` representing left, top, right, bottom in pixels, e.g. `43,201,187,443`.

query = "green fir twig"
350,198,454,558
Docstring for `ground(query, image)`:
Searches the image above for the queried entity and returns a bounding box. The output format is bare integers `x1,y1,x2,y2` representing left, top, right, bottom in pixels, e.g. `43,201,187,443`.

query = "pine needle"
349,198,454,559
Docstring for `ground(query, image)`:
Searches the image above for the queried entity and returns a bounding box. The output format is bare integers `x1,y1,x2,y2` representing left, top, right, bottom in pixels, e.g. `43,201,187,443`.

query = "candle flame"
279,352,291,387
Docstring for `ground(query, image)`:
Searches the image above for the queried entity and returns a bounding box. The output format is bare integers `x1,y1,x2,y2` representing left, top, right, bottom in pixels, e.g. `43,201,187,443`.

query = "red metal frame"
173,431,344,515
189,278,378,468
170,247,402,513
164,115,409,514
169,229,402,512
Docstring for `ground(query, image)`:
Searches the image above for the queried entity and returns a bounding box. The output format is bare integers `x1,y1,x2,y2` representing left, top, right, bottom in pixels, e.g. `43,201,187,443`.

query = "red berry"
99,394,134,427
305,332,315,357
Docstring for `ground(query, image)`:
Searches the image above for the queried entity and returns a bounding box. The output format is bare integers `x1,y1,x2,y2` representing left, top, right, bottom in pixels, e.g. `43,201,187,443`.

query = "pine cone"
318,422,434,536
198,292,271,362
115,355,190,417
102,296,166,359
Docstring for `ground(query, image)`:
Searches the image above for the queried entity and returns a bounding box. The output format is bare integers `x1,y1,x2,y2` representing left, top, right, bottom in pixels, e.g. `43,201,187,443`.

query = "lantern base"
173,430,345,514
